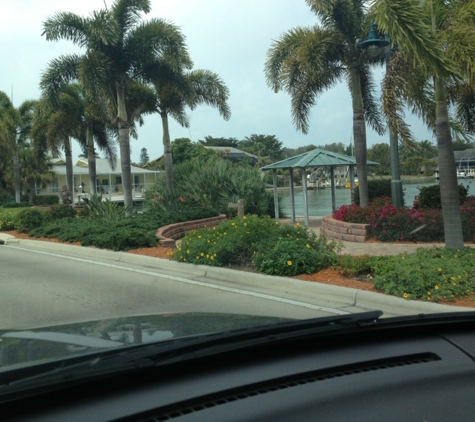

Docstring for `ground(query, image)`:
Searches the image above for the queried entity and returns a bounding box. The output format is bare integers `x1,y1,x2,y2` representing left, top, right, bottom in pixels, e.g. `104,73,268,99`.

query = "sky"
0,0,432,162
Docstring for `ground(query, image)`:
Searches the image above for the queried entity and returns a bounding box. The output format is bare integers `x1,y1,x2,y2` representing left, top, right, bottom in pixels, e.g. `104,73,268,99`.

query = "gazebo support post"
330,166,336,211
301,168,309,227
272,169,279,221
289,168,295,223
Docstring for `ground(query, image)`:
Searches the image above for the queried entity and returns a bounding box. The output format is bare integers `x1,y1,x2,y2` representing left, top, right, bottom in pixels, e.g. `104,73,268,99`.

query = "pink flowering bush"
333,196,474,242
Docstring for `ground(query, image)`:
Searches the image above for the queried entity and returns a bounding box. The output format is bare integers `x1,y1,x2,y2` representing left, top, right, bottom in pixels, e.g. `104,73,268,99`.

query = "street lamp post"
358,23,404,207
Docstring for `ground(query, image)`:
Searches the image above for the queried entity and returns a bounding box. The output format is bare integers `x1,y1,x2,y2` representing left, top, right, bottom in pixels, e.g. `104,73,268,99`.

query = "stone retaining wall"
156,214,227,247
320,215,372,243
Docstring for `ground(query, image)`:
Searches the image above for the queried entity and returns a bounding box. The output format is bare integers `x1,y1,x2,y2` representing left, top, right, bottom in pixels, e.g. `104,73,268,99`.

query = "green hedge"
417,184,468,209
34,195,60,206
353,179,402,205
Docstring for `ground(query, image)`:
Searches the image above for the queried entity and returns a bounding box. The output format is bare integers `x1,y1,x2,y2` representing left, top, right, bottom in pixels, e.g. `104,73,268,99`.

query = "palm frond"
359,64,385,135
126,18,192,74
370,0,457,78
186,70,231,120
40,54,81,100
42,12,88,47
111,0,151,33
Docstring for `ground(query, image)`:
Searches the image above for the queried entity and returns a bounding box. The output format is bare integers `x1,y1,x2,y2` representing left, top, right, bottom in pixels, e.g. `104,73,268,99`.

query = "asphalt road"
0,245,342,330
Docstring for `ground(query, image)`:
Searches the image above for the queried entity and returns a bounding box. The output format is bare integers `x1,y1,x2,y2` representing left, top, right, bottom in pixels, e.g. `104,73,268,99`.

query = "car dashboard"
2,315,475,421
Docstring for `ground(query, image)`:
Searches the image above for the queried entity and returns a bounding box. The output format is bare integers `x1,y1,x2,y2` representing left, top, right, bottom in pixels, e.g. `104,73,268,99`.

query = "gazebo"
261,149,378,226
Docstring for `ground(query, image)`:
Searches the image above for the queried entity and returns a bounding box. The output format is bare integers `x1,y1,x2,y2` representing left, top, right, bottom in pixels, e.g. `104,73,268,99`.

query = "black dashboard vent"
139,353,440,422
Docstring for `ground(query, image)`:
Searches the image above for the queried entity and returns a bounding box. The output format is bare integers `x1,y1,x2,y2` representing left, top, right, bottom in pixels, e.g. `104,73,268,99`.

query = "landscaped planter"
320,215,372,243
156,214,227,247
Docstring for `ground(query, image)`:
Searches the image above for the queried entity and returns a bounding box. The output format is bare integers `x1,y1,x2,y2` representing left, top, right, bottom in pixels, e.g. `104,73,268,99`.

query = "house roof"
203,146,259,160
454,149,475,160
261,148,378,170
51,158,161,175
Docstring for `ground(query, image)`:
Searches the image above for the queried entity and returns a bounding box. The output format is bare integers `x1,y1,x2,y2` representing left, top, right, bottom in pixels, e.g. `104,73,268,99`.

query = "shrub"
174,215,341,276
1,202,32,208
15,208,44,233
34,195,60,206
0,209,17,231
45,204,77,221
417,184,468,209
80,195,132,221
372,248,475,302
147,156,277,217
353,180,402,205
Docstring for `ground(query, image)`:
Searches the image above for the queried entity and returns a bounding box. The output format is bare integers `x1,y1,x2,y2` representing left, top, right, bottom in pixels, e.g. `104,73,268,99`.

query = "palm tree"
42,0,191,212
265,0,385,206
371,0,475,249
0,92,36,203
152,68,231,191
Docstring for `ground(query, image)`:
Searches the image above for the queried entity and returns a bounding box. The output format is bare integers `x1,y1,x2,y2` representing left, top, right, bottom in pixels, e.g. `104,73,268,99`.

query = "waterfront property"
36,158,162,204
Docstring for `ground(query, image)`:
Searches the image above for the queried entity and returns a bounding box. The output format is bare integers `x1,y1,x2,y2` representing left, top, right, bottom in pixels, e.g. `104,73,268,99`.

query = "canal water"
280,179,475,217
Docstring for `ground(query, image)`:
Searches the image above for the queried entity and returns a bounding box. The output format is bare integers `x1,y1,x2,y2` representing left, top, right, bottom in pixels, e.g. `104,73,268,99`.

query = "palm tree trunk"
350,69,369,207
161,112,174,191
65,138,74,193
86,126,97,195
117,83,133,216
13,147,21,203
435,77,464,250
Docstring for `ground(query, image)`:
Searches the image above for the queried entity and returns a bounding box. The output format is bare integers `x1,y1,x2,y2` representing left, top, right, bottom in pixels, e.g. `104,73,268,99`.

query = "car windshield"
1,0,474,380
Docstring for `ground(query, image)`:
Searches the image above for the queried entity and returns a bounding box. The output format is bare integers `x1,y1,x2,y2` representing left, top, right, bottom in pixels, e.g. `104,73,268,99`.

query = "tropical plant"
0,92,37,203
371,0,475,249
264,0,385,207
42,0,191,213
151,68,231,191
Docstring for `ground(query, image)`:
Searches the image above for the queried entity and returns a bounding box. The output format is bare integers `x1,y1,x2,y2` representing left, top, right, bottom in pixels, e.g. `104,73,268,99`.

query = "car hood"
0,313,290,370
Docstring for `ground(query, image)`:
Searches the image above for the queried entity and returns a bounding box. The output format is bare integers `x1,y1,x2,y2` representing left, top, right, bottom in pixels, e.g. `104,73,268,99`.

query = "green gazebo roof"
261,148,378,170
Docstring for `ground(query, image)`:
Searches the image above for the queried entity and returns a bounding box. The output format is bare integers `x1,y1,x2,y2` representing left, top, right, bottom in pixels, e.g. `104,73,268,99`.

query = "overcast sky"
1,0,432,162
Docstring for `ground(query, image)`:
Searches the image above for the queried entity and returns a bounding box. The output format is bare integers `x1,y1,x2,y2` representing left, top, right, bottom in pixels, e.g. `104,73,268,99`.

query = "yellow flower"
200,252,204,256
183,258,186,262
243,215,246,220
401,256,405,260
206,254,209,258
458,275,462,279
210,256,214,260
186,250,190,254
275,221,279,225
438,268,442,272
296,222,300,227
306,244,311,248
287,260,292,266
435,285,439,290
231,222,235,226
196,256,200,259
427,291,431,295
454,254,458,258
403,293,409,299
198,235,202,239
244,223,247,226
427,297,431,301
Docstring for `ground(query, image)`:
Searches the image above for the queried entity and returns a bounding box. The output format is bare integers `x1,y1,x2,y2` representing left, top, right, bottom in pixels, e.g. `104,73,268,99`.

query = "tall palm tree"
0,92,36,203
265,0,385,206
371,0,475,249
152,68,231,191
42,0,191,212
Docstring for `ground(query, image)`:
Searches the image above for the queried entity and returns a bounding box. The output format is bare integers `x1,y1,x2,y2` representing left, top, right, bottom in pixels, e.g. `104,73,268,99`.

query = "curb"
6,238,473,317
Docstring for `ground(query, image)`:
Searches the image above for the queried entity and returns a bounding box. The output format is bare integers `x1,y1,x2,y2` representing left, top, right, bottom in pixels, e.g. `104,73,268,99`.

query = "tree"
371,0,475,249
368,143,391,176
139,148,150,166
171,138,215,165
0,92,36,203
152,68,230,191
199,136,239,148
265,0,385,207
42,0,190,213
238,134,284,163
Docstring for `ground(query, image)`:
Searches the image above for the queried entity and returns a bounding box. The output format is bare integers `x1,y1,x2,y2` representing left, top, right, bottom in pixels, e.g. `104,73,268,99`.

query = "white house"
37,157,162,203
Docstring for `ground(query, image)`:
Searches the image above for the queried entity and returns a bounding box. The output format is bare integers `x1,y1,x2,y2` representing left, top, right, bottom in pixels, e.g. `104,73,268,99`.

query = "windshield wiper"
0,311,382,397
